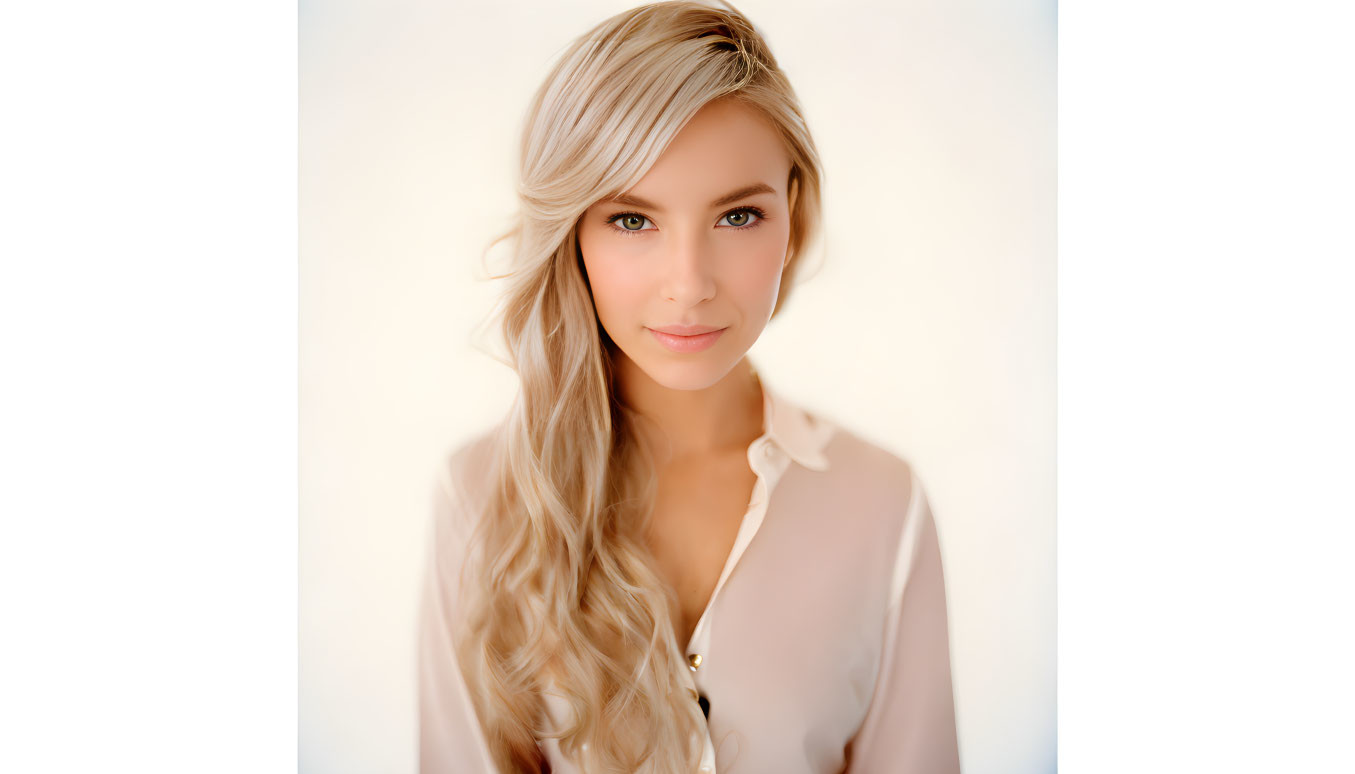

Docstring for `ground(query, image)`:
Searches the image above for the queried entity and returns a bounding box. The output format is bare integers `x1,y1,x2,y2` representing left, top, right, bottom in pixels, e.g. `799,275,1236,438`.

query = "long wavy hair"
454,2,824,771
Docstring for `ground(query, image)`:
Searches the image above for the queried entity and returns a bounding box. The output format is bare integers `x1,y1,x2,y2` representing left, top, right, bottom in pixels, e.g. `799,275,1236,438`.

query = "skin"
576,97,797,645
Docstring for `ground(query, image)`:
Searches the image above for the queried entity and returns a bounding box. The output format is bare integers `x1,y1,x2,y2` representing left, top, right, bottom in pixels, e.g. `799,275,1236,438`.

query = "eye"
605,212,656,235
718,207,766,229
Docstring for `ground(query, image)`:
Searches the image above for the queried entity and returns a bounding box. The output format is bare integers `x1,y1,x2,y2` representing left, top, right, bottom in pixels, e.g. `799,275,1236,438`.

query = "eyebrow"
605,182,777,211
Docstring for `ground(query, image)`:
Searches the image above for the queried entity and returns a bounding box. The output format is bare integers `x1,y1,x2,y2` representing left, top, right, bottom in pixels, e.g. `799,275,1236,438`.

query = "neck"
613,355,765,465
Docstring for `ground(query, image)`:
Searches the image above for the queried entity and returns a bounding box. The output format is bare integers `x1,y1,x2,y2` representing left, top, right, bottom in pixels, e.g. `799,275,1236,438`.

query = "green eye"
719,207,765,228
620,215,647,230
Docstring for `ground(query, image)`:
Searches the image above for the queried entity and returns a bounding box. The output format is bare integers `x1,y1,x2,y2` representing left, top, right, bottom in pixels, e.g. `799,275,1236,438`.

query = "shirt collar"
756,369,833,472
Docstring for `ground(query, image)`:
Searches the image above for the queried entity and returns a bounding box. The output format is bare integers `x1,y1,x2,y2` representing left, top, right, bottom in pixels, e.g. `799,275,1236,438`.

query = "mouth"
646,326,727,353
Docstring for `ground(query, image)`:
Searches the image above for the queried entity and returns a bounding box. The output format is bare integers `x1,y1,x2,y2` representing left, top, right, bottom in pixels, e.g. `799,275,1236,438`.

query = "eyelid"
605,212,658,233
716,206,766,228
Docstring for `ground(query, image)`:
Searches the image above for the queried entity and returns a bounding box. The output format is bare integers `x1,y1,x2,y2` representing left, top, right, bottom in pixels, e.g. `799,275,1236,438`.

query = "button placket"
681,657,716,769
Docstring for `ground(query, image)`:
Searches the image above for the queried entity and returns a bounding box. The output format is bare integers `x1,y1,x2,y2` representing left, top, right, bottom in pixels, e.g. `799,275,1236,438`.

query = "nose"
659,229,716,308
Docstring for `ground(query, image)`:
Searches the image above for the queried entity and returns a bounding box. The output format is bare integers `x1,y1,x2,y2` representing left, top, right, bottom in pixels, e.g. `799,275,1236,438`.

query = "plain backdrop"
300,1,1056,772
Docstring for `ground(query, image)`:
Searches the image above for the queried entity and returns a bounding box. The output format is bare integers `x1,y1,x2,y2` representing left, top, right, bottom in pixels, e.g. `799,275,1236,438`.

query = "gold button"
687,653,702,671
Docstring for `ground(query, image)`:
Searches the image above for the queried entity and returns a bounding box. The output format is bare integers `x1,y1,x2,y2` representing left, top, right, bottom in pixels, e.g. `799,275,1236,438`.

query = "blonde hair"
455,2,824,771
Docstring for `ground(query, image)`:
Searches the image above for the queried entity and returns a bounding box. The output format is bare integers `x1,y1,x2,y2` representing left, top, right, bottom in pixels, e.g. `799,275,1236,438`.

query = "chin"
633,350,739,392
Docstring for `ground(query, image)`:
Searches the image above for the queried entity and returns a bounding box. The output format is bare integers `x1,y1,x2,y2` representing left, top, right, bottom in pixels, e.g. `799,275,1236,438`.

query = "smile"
646,327,727,353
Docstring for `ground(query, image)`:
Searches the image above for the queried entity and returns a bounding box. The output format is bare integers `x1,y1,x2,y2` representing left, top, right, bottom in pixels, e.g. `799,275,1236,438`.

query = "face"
577,98,795,392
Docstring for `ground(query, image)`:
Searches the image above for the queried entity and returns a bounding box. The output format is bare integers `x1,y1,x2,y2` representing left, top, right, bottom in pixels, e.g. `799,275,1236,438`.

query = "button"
688,687,699,701
687,653,702,671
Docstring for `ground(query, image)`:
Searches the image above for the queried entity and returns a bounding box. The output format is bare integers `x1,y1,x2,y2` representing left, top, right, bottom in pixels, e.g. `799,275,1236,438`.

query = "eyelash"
603,206,769,238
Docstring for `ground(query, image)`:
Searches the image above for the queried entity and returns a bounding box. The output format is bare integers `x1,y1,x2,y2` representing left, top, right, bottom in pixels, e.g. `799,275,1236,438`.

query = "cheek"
579,232,647,322
718,226,790,306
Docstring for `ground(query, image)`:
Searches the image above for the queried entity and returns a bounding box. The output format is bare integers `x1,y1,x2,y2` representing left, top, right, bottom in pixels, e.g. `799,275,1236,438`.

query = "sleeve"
417,458,501,774
843,467,962,774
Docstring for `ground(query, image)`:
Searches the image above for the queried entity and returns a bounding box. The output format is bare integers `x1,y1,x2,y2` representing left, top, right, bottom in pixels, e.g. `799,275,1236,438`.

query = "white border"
0,2,297,771
1061,0,1355,771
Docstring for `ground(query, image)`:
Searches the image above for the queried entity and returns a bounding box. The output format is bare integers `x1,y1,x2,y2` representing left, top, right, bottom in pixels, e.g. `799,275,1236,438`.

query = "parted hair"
454,2,824,771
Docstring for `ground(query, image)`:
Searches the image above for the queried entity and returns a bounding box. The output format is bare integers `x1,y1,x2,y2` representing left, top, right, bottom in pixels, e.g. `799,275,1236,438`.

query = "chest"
643,454,759,649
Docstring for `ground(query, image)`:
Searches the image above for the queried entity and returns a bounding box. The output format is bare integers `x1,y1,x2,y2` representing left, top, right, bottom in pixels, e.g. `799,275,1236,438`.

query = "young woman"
418,2,961,772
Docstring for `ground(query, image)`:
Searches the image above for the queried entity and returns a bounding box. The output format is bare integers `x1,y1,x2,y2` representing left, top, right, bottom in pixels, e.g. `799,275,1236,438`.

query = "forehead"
615,99,792,208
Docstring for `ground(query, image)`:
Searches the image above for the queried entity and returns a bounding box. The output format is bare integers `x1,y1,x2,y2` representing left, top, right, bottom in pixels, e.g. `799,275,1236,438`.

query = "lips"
647,325,727,353
649,324,725,336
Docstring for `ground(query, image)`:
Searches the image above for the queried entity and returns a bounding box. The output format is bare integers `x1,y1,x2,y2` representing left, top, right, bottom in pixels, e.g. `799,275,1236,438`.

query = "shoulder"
431,421,506,544
772,394,933,547
814,419,924,517
439,422,502,495
814,422,947,616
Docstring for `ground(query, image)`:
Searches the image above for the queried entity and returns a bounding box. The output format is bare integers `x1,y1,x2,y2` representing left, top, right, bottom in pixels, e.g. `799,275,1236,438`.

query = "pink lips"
647,325,727,353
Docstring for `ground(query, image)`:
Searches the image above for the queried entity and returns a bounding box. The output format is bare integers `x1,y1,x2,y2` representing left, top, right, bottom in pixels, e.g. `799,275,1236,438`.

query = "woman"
418,2,960,772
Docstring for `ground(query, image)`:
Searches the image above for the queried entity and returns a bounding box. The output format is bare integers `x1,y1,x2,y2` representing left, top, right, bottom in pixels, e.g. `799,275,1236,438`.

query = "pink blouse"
418,374,961,773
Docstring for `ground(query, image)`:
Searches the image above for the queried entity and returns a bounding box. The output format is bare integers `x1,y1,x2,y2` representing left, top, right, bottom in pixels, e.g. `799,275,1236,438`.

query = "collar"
756,369,834,472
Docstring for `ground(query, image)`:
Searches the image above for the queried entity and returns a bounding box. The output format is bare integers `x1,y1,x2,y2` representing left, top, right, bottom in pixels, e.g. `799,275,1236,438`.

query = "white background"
2,1,1352,774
